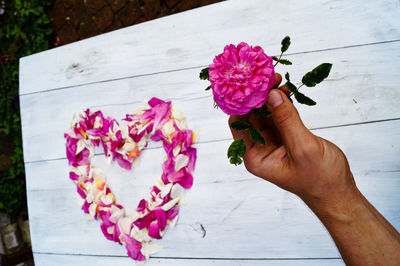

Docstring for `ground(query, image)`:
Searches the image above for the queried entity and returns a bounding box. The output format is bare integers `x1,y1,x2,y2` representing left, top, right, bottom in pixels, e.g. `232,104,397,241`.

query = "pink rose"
209,42,275,115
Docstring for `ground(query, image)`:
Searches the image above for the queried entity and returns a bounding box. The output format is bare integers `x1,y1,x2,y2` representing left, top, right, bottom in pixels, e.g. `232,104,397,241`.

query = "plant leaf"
250,128,266,145
227,139,246,165
272,56,279,61
213,101,219,109
281,36,291,53
301,63,332,87
294,92,317,106
199,67,209,80
277,59,292,65
284,81,298,94
230,121,251,131
205,85,211,91
252,106,272,117
284,72,290,82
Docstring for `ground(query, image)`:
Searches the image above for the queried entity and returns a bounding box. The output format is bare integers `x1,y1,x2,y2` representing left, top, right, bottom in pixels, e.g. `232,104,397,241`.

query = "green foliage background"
0,0,53,214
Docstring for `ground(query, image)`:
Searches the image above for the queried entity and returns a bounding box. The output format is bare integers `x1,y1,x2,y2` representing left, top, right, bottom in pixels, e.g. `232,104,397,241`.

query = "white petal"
91,167,106,180
86,193,94,204
192,130,200,143
160,183,173,198
137,122,150,134
137,137,148,150
75,165,88,177
169,215,179,228
93,116,102,128
70,113,80,128
118,216,134,235
107,226,115,235
76,140,85,155
88,203,97,218
110,206,125,223
172,144,181,157
161,120,174,138
171,107,185,120
101,194,113,205
160,197,180,211
175,119,187,130
141,242,163,258
174,154,189,172
171,184,186,199
130,226,146,242
122,142,136,152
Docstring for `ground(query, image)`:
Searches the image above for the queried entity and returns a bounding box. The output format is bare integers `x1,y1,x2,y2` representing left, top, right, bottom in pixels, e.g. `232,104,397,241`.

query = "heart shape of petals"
64,98,197,262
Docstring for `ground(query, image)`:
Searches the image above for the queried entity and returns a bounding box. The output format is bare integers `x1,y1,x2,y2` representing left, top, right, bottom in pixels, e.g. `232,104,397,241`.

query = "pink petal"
69,171,79,181
167,205,180,221
117,155,131,170
76,185,86,199
148,97,165,107
81,200,90,214
134,211,155,230
100,223,114,241
186,147,197,172
122,234,145,261
113,223,122,244
154,208,167,231
150,129,165,141
178,171,193,189
148,220,161,239
65,136,78,165
136,199,148,213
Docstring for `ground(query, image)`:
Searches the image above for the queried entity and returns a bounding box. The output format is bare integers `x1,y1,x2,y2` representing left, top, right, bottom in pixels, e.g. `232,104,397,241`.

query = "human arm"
229,74,400,265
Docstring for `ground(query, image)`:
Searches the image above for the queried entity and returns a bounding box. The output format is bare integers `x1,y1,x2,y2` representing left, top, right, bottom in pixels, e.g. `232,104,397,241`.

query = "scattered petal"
174,154,189,172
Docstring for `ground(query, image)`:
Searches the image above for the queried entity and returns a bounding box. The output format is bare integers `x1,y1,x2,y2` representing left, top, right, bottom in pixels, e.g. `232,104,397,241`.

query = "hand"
228,73,357,211
229,73,400,265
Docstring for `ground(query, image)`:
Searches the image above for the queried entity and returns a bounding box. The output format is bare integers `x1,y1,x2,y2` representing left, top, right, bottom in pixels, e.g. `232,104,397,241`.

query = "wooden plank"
26,169,400,258
25,119,400,191
33,253,344,266
20,41,400,163
19,0,400,95
25,121,400,257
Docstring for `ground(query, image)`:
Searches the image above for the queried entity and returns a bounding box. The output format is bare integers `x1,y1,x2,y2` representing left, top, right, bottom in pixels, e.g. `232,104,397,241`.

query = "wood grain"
33,254,345,266
19,0,400,95
20,41,400,163
25,121,400,258
19,0,400,264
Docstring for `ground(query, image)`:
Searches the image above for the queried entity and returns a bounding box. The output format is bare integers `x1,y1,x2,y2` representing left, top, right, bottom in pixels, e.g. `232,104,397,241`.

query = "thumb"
267,89,310,152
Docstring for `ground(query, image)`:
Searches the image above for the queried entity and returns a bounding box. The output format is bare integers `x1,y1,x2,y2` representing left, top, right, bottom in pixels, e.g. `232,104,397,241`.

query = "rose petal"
70,171,80,181
148,220,161,239
122,234,145,261
174,154,189,172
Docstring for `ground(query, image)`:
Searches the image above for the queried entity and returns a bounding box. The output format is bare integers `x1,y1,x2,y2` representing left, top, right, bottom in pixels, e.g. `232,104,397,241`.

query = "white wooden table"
19,0,400,265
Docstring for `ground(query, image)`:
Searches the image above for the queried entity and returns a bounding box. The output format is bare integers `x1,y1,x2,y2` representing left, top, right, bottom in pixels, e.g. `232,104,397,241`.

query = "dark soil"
48,0,224,46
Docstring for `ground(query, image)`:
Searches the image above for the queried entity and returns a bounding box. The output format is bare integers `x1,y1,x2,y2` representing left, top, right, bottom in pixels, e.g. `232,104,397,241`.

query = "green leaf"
205,85,211,91
213,101,219,109
250,128,266,145
252,107,272,117
301,63,332,87
230,121,251,131
272,56,279,61
227,139,246,165
284,81,298,94
276,59,292,65
281,36,291,53
199,67,209,80
294,92,317,105
284,72,290,82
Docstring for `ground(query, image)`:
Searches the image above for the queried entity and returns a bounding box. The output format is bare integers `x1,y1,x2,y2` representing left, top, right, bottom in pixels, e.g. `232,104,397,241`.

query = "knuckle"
303,141,320,155
293,138,321,159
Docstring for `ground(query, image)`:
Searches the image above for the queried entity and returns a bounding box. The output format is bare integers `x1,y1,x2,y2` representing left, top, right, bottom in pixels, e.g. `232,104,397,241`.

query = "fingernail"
268,90,283,108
